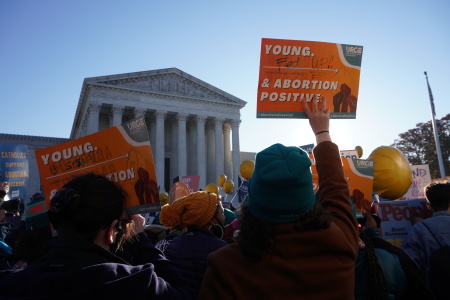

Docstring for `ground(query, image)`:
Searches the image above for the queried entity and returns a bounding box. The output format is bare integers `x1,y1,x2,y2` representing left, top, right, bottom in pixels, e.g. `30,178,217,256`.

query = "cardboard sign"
181,175,200,193
257,38,363,119
168,181,191,205
342,157,374,214
35,117,159,214
375,198,434,248
0,143,29,199
340,150,359,160
307,148,372,203
401,164,432,200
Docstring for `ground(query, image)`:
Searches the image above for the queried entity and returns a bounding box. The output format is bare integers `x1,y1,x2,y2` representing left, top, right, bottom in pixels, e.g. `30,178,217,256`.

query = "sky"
1,0,449,159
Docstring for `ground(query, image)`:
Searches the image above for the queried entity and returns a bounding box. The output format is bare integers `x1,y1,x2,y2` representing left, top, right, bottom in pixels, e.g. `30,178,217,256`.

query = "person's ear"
107,220,119,244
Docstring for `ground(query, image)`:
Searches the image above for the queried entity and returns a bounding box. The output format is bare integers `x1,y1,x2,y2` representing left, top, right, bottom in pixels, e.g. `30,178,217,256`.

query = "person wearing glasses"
0,173,195,300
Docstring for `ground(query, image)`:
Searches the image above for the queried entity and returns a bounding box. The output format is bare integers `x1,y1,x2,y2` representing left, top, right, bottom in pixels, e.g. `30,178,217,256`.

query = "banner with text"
375,198,434,248
0,143,29,199
257,38,363,119
35,117,159,214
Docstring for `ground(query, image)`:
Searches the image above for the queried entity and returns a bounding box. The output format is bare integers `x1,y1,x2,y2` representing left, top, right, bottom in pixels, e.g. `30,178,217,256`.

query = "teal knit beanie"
246,143,315,223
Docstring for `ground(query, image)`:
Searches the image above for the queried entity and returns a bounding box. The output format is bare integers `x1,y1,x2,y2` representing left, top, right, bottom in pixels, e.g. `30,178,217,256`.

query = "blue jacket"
0,233,195,300
402,211,450,283
355,228,407,300
164,226,228,298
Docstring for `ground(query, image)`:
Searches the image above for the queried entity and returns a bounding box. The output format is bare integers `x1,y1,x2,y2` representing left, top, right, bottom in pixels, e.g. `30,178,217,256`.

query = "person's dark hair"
424,181,450,211
237,202,331,262
47,173,131,249
359,231,388,300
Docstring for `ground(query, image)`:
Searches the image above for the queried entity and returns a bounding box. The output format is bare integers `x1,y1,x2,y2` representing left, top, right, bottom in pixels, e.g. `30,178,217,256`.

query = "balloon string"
229,179,244,204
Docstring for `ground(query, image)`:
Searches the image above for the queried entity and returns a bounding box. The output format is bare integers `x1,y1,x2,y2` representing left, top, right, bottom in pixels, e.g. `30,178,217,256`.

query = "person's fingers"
301,99,311,116
311,97,318,112
319,97,326,112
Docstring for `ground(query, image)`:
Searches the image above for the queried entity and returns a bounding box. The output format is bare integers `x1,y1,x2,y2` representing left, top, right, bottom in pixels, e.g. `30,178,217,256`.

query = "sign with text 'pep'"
35,117,160,214
257,38,363,119
0,143,29,199
375,198,433,248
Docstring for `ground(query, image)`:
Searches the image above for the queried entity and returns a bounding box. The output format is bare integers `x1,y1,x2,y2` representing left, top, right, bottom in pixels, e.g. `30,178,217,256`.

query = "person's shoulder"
209,243,240,258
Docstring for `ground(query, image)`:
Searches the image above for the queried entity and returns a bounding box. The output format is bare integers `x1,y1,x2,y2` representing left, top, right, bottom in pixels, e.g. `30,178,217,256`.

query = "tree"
391,113,450,179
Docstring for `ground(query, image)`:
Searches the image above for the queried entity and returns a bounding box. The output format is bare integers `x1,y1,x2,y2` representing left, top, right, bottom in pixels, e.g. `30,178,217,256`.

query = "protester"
222,218,240,244
0,173,194,299
7,193,53,270
402,181,450,299
158,191,228,298
199,97,359,300
356,213,406,299
0,203,13,243
0,182,9,207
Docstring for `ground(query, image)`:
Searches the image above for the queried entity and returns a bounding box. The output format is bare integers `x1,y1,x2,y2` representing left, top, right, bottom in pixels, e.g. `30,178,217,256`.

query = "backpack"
422,222,450,300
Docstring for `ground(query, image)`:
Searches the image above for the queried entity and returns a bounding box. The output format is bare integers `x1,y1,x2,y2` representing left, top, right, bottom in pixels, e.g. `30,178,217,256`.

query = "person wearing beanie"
158,191,228,298
200,97,359,300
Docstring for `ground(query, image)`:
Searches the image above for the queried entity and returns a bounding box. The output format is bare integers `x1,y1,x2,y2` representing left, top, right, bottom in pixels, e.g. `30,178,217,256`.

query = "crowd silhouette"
0,97,447,299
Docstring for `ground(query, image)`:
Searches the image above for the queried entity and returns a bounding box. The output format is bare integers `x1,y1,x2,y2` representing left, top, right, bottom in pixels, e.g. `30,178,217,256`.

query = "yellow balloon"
368,146,412,200
240,160,255,180
159,192,169,206
205,183,219,195
218,174,227,187
223,179,234,194
355,146,363,158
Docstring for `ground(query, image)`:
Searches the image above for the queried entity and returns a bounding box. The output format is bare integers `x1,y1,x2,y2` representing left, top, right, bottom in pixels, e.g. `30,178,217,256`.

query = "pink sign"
181,175,200,193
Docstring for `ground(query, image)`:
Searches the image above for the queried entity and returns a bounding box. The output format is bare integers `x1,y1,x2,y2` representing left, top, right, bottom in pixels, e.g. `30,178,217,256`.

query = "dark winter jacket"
0,234,195,300
164,226,228,298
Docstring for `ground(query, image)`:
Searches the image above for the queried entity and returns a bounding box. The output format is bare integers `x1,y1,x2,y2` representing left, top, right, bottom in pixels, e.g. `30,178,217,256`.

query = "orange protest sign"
35,117,160,214
257,38,363,119
341,157,374,214
310,152,373,214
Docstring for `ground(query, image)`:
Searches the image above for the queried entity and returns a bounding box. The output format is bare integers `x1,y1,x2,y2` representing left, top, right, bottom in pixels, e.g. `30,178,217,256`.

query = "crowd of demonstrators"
402,181,450,300
0,173,195,299
200,97,360,300
155,191,228,298
0,101,446,299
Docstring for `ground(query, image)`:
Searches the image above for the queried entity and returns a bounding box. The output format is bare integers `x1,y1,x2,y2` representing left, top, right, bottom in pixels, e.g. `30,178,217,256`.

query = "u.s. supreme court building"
0,68,254,199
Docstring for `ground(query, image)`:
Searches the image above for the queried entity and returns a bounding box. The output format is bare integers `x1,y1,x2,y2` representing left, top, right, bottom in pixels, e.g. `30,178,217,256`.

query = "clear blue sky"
1,0,449,159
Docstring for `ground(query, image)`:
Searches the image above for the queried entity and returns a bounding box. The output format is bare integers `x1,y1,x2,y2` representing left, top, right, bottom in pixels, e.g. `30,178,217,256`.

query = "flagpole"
424,71,446,178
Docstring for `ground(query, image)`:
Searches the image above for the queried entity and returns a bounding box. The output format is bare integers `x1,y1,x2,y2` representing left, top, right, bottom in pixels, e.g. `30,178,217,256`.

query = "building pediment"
84,68,246,107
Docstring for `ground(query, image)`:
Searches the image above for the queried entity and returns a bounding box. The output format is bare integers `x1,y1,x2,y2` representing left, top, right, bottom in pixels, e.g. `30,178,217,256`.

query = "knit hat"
159,191,218,228
245,143,315,223
24,194,50,231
